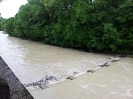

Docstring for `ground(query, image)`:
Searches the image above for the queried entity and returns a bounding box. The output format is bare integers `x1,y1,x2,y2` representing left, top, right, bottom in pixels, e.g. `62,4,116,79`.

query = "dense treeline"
0,18,6,31
4,0,133,53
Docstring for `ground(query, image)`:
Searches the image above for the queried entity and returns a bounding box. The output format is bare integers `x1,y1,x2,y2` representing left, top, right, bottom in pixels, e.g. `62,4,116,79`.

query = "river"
0,32,133,99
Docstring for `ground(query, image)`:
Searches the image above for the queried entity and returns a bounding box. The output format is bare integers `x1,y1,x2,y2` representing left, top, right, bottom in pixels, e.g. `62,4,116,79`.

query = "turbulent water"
0,32,133,99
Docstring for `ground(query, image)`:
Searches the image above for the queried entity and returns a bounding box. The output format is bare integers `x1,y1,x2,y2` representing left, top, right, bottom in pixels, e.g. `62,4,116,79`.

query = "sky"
0,0,28,18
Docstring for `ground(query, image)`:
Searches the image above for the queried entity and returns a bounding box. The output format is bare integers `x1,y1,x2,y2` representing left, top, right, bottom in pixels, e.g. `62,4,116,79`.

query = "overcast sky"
0,0,28,18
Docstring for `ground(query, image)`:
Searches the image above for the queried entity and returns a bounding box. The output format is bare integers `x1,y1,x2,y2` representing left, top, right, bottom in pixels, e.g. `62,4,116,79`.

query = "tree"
4,0,133,53
0,18,6,31
116,0,133,53
10,0,48,40
4,17,15,36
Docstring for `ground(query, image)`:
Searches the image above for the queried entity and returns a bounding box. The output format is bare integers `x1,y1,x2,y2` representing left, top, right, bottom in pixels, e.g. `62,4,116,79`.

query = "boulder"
40,84,49,89
87,69,96,73
67,76,76,80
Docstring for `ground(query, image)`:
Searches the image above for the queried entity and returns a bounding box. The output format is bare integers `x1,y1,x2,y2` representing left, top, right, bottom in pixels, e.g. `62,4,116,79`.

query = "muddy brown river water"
0,32,133,99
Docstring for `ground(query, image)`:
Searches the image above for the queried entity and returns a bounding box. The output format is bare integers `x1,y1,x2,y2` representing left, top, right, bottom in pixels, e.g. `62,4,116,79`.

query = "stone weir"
0,56,34,99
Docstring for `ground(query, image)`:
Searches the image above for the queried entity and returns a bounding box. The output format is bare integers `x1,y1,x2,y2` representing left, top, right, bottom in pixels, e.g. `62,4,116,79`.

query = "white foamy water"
0,32,133,99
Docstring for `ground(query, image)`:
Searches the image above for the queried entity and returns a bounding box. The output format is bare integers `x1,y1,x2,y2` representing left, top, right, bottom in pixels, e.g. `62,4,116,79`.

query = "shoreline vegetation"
1,0,133,54
1,31,133,57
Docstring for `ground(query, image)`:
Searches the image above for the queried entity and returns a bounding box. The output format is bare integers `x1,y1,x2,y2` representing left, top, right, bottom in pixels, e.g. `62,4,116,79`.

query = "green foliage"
0,18,6,31
116,0,133,53
103,23,121,51
4,17,15,36
3,0,133,53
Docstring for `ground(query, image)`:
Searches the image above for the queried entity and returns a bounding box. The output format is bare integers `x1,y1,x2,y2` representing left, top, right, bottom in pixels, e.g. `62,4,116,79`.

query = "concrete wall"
0,56,34,99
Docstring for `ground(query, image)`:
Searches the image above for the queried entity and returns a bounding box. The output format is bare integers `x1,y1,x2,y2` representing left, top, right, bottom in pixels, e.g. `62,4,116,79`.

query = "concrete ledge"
0,56,34,99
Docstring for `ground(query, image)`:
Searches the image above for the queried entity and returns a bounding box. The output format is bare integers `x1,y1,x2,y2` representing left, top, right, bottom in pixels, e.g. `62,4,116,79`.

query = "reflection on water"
0,32,133,99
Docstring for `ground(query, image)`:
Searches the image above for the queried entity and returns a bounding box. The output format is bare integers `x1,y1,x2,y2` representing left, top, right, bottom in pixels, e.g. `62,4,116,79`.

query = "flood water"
0,32,133,99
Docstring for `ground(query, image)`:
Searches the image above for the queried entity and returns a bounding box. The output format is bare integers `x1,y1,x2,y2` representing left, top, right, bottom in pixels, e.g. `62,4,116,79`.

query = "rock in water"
40,84,49,89
67,76,76,80
110,58,120,62
87,69,96,73
98,61,110,67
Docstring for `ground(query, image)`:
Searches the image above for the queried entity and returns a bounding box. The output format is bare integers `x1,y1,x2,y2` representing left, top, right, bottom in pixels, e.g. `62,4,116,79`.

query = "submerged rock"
87,69,96,73
98,61,110,67
67,76,76,80
72,71,81,75
40,84,49,89
110,57,120,62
